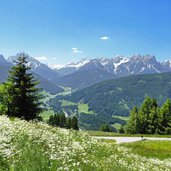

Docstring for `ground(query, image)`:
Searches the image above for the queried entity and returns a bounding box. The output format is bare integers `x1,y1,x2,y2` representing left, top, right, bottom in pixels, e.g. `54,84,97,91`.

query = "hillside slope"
50,72,171,130
67,72,171,115
53,69,114,89
0,64,63,95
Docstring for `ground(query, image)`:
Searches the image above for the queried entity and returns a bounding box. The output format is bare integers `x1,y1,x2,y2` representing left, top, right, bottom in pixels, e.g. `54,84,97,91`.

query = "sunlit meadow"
0,116,171,171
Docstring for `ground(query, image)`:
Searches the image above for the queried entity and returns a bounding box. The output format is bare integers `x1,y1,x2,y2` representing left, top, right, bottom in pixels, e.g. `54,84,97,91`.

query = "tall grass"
122,140,171,160
0,116,171,171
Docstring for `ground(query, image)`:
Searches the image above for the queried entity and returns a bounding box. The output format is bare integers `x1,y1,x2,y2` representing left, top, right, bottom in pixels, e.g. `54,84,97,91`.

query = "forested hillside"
49,72,171,130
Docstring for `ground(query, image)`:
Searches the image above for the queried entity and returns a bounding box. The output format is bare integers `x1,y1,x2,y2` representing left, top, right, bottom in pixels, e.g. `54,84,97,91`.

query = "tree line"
48,113,79,130
125,96,171,134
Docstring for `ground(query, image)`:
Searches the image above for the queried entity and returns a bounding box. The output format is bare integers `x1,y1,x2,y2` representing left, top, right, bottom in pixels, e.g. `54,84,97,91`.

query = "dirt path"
94,136,171,144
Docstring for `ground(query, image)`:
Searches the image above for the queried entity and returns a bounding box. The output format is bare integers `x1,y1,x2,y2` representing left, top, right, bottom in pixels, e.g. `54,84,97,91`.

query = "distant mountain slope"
0,55,13,82
0,55,63,94
49,72,171,130
52,55,171,89
52,58,90,77
53,68,114,89
67,72,171,115
53,55,171,77
0,65,11,82
33,73,63,94
5,54,171,90
8,55,59,80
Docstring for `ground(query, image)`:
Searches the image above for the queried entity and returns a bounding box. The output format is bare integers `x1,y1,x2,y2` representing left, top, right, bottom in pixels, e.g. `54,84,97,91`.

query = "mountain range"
53,55,171,76
1,53,171,130
1,53,171,90
52,55,171,89
0,55,63,94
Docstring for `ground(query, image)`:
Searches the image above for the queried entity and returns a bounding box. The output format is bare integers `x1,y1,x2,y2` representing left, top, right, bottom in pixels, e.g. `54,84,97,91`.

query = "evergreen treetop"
126,97,171,135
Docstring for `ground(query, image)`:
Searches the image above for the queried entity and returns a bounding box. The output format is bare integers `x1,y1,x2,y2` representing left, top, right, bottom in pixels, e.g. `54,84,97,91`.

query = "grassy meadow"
122,140,171,160
0,116,171,171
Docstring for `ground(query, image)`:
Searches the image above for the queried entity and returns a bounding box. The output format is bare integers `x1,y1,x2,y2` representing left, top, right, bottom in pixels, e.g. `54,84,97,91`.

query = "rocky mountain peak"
142,55,157,64
0,55,7,63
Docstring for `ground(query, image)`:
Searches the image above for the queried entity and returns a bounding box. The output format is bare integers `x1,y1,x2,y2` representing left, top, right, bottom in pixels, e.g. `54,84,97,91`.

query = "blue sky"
0,0,171,64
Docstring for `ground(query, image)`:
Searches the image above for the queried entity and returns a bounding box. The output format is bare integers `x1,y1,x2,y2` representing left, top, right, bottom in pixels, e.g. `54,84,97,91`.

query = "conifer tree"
160,99,171,134
119,125,125,133
55,114,60,126
0,53,42,120
146,99,160,134
138,96,154,133
71,116,79,130
126,106,139,134
66,117,72,129
99,124,111,132
48,114,60,126
48,115,54,125
60,113,66,128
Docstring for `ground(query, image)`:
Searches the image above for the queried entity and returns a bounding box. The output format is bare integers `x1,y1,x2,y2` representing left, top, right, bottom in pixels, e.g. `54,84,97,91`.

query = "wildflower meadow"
0,116,170,171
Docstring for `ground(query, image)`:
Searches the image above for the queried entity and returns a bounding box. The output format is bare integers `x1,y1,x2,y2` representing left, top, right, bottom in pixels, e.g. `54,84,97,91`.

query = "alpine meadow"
1,1,171,171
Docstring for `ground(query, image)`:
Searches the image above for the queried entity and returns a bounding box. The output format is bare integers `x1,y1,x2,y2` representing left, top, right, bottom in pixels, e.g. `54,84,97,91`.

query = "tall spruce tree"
146,99,160,134
0,53,42,120
126,97,160,134
138,97,154,134
126,106,139,134
66,117,72,129
160,99,171,134
71,116,79,130
60,113,66,128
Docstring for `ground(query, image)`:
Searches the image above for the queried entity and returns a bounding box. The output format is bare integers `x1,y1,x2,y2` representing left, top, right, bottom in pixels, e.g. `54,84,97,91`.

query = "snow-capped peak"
112,56,130,73
66,58,90,69
48,64,65,70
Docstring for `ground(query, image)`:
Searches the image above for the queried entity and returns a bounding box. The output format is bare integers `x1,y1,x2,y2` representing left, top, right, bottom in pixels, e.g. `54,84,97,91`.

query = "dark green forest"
49,72,171,130
126,97,171,134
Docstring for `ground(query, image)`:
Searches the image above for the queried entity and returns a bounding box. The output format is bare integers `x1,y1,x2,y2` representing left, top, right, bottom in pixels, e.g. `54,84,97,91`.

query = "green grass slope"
0,116,170,171
122,140,171,160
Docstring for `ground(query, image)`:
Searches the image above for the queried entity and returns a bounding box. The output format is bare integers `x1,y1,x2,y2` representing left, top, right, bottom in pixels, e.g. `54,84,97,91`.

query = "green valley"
48,72,171,130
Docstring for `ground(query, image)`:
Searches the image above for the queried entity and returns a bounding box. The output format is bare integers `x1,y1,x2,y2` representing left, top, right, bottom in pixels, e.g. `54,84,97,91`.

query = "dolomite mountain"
1,54,171,90
54,55,171,77
52,55,171,89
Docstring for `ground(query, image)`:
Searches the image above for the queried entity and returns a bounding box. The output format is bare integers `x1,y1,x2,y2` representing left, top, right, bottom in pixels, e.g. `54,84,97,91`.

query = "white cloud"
100,36,109,40
72,48,78,51
35,56,47,61
72,48,82,53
